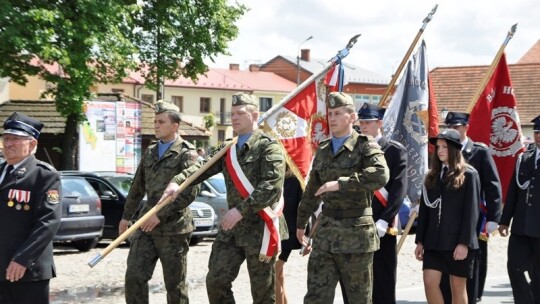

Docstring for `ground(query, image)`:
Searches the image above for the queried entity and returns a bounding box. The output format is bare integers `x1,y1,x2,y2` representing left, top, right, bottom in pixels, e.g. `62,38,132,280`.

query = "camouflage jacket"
297,131,389,253
122,137,200,235
173,130,287,247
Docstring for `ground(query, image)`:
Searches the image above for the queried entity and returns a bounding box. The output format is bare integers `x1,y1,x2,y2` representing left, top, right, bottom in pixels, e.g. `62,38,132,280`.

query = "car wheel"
189,236,202,246
73,238,99,252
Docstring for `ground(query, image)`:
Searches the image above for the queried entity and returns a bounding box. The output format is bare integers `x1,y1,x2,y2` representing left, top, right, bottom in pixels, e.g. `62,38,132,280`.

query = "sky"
209,0,540,78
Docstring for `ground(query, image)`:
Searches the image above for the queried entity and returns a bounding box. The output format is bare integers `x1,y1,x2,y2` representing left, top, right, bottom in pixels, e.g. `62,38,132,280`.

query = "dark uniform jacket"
462,138,502,224
372,137,407,226
122,137,199,235
416,166,481,251
297,132,389,253
172,130,287,247
0,156,61,282
500,147,540,237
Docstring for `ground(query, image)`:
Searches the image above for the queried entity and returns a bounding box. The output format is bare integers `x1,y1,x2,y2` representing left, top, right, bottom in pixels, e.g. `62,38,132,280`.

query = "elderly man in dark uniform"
0,112,62,304
119,100,200,304
438,111,503,303
296,92,389,303
161,93,286,304
499,115,540,303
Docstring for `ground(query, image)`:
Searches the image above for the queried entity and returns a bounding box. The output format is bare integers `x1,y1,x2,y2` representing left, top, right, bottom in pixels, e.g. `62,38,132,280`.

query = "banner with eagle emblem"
467,53,525,202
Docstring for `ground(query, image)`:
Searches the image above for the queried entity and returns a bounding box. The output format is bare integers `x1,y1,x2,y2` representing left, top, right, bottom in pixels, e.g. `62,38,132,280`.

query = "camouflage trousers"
125,230,191,304
304,249,373,304
206,236,276,304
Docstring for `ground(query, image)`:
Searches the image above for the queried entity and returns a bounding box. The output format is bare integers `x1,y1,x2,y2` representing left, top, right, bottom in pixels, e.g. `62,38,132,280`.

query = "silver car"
198,173,228,224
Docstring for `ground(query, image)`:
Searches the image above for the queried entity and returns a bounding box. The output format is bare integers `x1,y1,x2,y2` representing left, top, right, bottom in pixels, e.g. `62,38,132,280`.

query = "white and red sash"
374,187,398,229
225,144,283,262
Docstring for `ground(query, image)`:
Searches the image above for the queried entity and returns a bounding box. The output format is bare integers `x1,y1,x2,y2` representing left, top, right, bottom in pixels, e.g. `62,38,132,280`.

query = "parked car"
54,175,105,252
60,171,218,244
197,173,228,224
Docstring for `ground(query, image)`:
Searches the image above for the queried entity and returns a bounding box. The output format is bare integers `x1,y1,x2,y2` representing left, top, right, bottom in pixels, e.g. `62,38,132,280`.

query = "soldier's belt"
322,207,372,219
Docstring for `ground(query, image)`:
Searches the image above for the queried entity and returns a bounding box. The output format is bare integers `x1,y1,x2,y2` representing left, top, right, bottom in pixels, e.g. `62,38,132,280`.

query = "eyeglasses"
2,136,32,143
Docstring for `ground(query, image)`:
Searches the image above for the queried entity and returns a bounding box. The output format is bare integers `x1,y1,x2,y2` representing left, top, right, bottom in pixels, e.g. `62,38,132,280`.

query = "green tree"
203,112,216,130
131,0,246,99
0,0,246,169
0,0,138,169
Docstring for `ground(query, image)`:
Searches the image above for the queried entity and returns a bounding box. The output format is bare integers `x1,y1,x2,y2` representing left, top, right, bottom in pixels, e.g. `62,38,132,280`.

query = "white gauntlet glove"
375,219,388,238
486,221,498,235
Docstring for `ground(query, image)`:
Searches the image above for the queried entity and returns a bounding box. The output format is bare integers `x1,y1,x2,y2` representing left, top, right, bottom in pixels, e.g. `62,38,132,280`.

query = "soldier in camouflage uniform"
296,92,390,304
161,92,286,304
118,101,200,304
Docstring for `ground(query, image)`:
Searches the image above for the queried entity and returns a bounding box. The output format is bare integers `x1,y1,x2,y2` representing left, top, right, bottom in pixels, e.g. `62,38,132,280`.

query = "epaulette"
37,161,57,172
473,142,488,149
259,132,277,142
182,140,196,150
388,139,406,150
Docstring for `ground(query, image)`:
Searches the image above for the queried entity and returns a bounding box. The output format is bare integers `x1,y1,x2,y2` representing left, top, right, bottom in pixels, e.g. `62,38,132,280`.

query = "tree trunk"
60,113,79,170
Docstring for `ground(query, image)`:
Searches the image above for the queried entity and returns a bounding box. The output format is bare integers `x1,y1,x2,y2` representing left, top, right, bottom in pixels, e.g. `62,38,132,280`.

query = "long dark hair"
425,139,466,189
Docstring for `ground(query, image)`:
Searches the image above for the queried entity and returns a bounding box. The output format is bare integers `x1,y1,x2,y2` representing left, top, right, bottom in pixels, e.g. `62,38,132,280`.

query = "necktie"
441,166,449,181
5,164,14,176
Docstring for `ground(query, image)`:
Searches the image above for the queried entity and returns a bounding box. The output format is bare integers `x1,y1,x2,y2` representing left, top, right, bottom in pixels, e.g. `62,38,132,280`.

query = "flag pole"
465,23,518,113
258,34,361,124
378,4,438,107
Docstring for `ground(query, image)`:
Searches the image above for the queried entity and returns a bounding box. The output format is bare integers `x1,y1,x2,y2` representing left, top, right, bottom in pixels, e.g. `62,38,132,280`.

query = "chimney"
249,64,260,72
300,49,311,62
229,63,240,70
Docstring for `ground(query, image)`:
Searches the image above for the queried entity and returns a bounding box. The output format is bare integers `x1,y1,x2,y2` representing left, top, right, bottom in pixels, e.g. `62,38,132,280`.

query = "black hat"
429,129,462,149
357,103,385,121
326,92,354,109
444,111,470,126
531,115,540,132
3,112,43,139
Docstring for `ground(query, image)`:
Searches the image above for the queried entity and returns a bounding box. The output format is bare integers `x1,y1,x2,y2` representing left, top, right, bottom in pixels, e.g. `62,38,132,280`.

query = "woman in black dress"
276,167,304,304
414,129,481,304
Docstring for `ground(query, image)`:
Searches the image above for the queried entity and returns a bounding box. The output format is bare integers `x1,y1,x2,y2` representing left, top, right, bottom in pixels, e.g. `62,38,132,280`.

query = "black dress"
281,175,303,252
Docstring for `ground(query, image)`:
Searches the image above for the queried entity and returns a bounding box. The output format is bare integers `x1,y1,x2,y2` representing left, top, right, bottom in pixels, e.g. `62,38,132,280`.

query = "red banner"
468,54,525,202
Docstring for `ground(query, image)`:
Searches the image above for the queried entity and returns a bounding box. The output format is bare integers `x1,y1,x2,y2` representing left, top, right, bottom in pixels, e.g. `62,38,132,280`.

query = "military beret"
3,112,43,139
429,129,462,149
326,92,354,109
358,103,385,121
531,115,540,132
232,93,258,107
154,100,179,114
445,111,470,126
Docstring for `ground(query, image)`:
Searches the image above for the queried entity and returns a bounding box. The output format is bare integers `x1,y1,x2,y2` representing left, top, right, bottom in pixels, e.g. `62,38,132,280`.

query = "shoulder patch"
46,190,60,205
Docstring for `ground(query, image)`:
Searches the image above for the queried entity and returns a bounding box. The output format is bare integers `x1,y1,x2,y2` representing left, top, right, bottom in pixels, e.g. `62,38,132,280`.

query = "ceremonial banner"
467,53,524,202
382,41,432,203
263,66,335,187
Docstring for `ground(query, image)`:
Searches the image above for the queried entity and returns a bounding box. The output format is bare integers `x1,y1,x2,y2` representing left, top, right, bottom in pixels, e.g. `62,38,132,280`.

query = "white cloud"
210,0,540,78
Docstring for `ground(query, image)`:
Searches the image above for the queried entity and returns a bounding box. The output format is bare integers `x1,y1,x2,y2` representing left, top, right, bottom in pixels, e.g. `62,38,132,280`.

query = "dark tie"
441,166,449,181
5,164,14,176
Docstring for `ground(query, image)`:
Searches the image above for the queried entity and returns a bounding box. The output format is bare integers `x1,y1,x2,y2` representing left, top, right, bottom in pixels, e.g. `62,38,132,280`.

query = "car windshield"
103,176,134,196
207,174,226,194
61,177,98,198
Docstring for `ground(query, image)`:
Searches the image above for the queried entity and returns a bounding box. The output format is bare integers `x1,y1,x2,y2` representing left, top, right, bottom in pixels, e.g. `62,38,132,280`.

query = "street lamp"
441,107,449,121
296,35,313,86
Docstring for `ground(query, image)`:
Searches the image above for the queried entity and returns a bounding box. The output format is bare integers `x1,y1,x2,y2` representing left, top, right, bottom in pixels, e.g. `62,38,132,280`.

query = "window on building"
141,94,154,103
200,97,211,113
218,130,225,143
172,96,184,112
259,97,273,112
111,88,125,93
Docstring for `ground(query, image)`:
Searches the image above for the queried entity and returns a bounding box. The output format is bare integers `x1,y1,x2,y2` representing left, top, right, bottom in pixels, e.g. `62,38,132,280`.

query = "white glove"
409,204,419,217
375,219,388,238
486,221,498,234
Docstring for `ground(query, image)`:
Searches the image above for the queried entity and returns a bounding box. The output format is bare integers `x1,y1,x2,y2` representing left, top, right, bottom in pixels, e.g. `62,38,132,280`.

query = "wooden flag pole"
378,4,438,107
465,24,517,113
396,211,417,254
88,139,236,267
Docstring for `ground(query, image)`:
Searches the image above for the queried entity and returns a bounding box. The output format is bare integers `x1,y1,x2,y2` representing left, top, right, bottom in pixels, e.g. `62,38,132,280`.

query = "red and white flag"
263,64,337,187
468,53,525,202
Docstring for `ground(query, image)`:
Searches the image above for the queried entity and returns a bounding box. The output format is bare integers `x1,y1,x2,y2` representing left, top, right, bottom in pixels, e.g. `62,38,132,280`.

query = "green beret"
154,100,179,114
326,92,354,109
232,93,258,107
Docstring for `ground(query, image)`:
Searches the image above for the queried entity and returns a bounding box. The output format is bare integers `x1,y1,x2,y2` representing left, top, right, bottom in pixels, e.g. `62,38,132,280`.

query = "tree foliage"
0,0,246,169
131,0,246,98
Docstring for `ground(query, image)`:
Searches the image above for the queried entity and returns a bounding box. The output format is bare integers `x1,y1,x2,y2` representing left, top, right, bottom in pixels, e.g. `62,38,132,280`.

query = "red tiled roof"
430,63,540,127
518,40,540,64
126,68,296,93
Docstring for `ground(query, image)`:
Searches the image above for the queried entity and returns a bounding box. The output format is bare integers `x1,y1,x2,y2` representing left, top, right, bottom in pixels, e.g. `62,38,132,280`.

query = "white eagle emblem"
491,116,518,145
